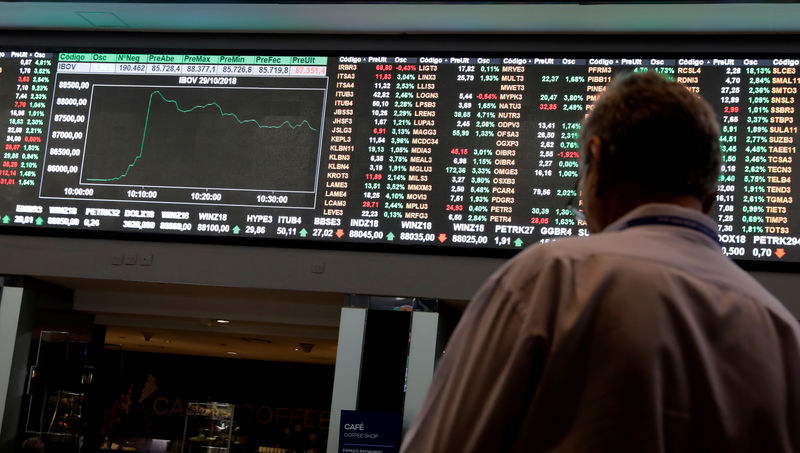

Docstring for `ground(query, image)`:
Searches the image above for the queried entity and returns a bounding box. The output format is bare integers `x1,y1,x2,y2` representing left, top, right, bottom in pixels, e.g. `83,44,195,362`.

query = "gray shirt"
401,203,800,452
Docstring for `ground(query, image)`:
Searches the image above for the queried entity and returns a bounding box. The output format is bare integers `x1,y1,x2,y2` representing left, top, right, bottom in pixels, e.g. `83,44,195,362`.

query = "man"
401,72,800,452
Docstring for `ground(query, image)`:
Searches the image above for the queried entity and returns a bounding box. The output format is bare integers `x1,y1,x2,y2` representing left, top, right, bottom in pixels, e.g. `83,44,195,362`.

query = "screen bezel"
3,30,800,272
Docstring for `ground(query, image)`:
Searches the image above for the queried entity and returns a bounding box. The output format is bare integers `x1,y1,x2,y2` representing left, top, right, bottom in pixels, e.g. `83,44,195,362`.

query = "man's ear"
586,136,606,196
701,190,717,214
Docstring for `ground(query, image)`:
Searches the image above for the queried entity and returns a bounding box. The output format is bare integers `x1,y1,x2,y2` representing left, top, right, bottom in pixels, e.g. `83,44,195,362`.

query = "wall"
2,234,800,318
0,234,503,300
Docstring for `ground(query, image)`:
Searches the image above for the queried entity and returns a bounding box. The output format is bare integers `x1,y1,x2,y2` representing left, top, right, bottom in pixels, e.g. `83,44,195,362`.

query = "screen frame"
3,30,800,272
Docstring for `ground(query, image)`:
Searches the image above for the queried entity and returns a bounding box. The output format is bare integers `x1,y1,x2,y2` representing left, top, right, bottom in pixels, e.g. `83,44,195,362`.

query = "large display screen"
1,49,798,262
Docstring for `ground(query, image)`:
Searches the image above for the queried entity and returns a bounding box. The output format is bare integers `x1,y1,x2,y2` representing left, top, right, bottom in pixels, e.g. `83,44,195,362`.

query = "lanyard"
622,215,720,244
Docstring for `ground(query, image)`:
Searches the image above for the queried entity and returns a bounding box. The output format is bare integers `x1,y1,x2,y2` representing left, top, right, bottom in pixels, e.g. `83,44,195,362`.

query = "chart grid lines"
77,84,326,195
84,90,320,183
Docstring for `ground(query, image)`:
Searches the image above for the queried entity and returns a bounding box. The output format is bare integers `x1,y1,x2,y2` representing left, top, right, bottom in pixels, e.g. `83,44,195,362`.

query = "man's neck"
594,196,705,233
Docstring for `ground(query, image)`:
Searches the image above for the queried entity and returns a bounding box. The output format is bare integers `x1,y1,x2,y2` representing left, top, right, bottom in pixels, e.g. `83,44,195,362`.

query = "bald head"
576,72,722,231
579,71,721,201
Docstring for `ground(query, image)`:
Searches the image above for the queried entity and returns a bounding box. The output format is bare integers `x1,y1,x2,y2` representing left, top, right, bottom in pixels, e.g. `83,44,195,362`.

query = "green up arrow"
1,215,9,224
514,238,523,247
35,217,44,226
386,232,395,241
299,228,308,237
232,225,241,234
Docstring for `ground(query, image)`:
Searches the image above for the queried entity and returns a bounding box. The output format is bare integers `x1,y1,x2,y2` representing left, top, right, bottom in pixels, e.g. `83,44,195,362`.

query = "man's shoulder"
503,230,733,297
505,229,789,319
509,229,731,286
494,234,611,289
509,233,622,270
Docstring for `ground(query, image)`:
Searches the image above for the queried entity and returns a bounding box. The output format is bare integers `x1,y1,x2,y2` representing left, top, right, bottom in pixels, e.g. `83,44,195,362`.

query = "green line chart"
80,85,324,192
86,90,319,182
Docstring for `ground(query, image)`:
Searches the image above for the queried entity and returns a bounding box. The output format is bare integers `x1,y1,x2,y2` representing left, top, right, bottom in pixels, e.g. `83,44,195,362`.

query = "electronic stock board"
1,47,799,263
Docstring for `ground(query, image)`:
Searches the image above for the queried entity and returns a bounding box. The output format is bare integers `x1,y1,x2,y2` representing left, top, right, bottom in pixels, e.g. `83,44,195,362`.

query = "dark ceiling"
1,2,799,34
